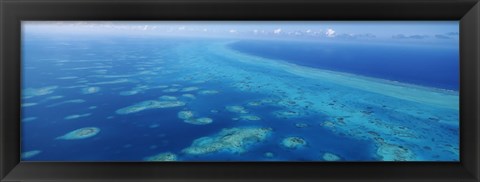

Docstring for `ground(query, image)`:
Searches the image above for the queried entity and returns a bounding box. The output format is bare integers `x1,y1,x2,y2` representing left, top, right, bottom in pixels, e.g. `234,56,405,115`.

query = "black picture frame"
1,0,479,181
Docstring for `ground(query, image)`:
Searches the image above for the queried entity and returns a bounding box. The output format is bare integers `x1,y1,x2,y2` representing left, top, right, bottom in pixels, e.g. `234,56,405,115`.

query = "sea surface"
21,36,459,161
231,40,459,91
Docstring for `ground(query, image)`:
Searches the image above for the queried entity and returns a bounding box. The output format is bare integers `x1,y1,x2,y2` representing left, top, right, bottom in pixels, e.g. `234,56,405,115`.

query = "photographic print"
20,21,459,162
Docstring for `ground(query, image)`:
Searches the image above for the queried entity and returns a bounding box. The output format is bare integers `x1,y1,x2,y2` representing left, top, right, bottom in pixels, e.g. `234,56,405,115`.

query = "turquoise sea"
21,36,459,162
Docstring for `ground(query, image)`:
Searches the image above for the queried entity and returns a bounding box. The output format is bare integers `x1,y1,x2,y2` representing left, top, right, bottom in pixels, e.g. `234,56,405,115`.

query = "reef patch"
183,127,272,155
116,100,185,115
56,127,100,140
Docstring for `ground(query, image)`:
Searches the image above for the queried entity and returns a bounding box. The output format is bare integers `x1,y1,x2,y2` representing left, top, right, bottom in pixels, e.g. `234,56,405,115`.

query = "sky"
23,21,459,45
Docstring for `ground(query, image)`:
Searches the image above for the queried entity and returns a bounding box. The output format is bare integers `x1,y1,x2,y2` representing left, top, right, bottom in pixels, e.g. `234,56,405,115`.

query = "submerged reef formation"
156,85,169,89
163,88,179,93
81,87,100,94
322,152,341,161
321,121,336,128
119,84,172,96
295,123,309,128
46,99,86,108
181,87,199,92
64,113,91,120
57,76,79,80
225,105,249,114
184,117,213,125
181,94,196,99
238,115,261,121
144,152,178,161
178,111,195,120
22,117,38,122
281,137,307,149
116,100,185,115
183,127,272,155
21,150,42,159
22,103,38,107
264,152,274,158
56,127,100,140
89,78,130,85
376,143,416,161
178,111,213,125
46,95,64,100
23,86,58,99
159,95,178,101
119,90,140,96
273,110,302,119
198,90,219,95
247,101,263,106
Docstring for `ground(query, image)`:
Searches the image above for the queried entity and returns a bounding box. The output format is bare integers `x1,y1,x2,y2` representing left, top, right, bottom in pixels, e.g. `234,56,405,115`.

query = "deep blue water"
21,36,459,162
230,40,459,91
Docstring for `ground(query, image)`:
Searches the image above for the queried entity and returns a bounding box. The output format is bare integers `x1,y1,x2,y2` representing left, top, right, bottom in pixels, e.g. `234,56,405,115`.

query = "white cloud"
229,29,237,33
273,28,282,34
325,28,336,37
